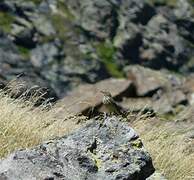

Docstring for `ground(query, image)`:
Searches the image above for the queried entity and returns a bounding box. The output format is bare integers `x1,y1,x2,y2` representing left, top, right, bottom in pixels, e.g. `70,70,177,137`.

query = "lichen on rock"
0,115,155,180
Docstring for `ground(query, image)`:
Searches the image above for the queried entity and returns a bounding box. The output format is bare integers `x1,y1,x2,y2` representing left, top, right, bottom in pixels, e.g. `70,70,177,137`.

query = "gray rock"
147,172,167,180
6,0,55,43
0,33,26,80
0,0,16,12
4,2,38,47
174,0,193,20
172,0,194,48
11,22,36,48
112,0,192,71
114,23,142,64
66,0,118,39
125,65,169,96
30,43,59,68
0,33,57,100
0,116,155,180
32,15,56,36
112,0,155,65
125,65,188,114
29,40,109,97
118,0,156,26
140,14,187,69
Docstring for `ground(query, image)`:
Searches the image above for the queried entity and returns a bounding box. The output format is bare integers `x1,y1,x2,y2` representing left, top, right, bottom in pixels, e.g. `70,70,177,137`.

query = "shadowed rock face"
0,116,155,180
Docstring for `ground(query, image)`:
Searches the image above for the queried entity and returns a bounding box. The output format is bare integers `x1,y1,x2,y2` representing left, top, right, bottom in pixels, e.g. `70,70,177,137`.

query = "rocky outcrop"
113,0,193,70
125,65,169,97
140,14,188,69
66,0,119,39
0,0,111,98
0,116,155,180
124,65,188,114
54,67,190,117
0,0,194,98
55,78,134,116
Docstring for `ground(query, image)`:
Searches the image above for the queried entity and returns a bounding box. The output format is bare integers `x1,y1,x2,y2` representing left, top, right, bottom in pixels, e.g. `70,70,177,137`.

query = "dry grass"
133,118,194,180
0,88,86,158
1,82,194,180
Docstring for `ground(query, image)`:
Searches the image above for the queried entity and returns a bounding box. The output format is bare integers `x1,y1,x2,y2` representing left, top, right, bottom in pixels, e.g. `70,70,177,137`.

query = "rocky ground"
0,0,194,179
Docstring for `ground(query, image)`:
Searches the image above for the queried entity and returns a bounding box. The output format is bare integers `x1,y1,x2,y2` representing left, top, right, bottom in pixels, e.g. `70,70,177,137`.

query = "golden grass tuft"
133,118,194,180
0,87,86,158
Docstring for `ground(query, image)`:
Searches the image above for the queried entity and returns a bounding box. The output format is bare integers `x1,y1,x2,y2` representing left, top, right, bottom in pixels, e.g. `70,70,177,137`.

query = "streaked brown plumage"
101,91,127,116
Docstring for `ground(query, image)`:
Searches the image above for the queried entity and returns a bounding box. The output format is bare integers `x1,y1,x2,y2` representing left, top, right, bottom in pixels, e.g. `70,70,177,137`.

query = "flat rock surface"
0,116,155,180
125,65,170,97
55,78,134,116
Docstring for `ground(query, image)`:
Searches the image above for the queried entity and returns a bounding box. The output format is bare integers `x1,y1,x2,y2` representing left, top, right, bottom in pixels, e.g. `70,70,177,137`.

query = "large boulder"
0,116,155,180
140,14,188,69
66,0,119,39
124,65,188,114
125,65,169,97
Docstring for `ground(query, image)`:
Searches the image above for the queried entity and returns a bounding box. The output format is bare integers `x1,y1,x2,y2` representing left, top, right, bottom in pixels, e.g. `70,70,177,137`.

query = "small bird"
100,91,128,116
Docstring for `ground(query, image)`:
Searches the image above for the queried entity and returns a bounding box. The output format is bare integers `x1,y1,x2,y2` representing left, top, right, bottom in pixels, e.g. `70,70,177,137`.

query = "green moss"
17,46,30,59
49,14,68,42
147,0,178,7
189,0,194,4
41,2,75,43
57,1,75,21
0,12,14,33
96,42,124,78
50,5,75,42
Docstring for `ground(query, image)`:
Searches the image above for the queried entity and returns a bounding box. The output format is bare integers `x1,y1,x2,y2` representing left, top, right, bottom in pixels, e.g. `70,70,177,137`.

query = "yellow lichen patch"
131,139,143,149
91,153,102,169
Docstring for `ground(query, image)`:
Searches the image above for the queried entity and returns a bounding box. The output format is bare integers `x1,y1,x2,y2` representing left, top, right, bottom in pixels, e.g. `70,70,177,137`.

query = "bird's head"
100,91,112,97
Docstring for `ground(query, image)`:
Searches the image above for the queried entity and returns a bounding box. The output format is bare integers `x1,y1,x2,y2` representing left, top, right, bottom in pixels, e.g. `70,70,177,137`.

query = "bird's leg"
103,112,108,119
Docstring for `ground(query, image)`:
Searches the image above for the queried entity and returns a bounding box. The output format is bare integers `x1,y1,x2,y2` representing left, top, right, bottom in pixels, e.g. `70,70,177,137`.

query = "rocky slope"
0,0,194,98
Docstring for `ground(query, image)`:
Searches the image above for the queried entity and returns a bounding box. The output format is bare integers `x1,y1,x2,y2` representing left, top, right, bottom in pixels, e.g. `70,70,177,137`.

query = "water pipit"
100,91,128,117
